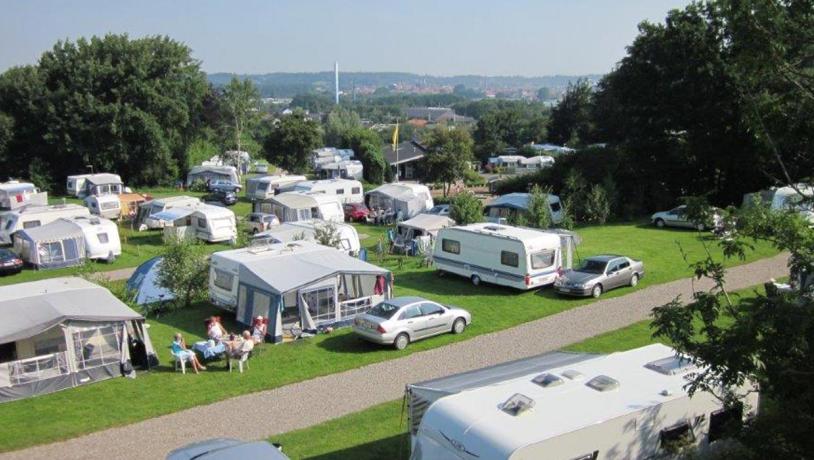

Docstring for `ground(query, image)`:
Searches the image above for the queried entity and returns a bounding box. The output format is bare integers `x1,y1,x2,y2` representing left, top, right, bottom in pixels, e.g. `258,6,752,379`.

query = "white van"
286,178,364,204
84,194,122,220
0,181,48,210
253,220,361,255
136,196,201,230
245,175,307,201
0,204,91,245
432,223,576,290
254,192,344,223
67,216,122,262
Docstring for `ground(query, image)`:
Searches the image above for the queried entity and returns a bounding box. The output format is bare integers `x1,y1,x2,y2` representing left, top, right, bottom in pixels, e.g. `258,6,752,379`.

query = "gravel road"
1,253,788,460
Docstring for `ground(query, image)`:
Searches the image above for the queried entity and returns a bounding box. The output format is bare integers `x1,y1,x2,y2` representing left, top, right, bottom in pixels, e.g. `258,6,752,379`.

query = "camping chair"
229,351,251,373
170,349,188,374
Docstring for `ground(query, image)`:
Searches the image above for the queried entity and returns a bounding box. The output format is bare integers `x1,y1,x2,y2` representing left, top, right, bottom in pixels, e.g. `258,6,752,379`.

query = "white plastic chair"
171,351,187,374
229,352,250,373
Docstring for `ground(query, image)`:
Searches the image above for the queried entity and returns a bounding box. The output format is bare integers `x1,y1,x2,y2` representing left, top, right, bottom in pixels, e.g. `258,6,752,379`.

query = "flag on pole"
392,122,399,151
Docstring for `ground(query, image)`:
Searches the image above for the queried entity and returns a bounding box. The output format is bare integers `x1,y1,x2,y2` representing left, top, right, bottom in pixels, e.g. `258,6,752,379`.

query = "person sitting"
228,331,255,357
207,316,227,343
171,333,206,373
251,316,268,344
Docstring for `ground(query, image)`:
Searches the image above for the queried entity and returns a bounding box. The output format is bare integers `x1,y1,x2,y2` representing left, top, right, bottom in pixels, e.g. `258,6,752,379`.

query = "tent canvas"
186,165,239,186
126,257,175,305
365,184,433,219
13,219,86,269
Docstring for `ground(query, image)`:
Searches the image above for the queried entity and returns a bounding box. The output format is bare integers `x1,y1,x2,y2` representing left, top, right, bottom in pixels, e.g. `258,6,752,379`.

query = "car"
246,212,280,234
0,248,23,276
343,202,370,222
353,296,471,350
651,205,722,230
203,190,237,206
425,204,450,216
167,438,288,460
208,179,242,193
554,255,645,298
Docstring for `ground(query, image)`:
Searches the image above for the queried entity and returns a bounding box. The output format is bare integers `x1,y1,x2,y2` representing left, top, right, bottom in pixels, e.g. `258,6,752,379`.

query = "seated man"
171,333,206,373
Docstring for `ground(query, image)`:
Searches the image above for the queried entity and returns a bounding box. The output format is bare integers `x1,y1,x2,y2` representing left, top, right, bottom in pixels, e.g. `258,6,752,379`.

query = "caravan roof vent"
500,393,535,416
562,369,584,380
645,355,697,376
532,373,564,388
483,225,506,232
586,375,620,392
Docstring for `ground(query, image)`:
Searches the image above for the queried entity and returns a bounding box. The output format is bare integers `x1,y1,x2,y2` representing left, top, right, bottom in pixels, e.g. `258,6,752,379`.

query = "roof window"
562,369,584,380
586,375,620,392
500,393,535,416
645,355,697,375
532,373,564,388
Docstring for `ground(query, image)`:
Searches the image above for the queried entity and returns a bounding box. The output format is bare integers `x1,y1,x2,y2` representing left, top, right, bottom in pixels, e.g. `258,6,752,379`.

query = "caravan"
432,223,577,290
743,183,814,223
365,183,434,219
0,181,48,210
136,196,201,230
85,194,122,220
151,203,237,243
0,204,90,245
408,344,759,460
66,173,124,197
245,175,307,201
67,216,122,262
319,160,364,180
186,165,239,187
253,220,361,255
285,179,364,204
484,192,564,225
253,192,344,223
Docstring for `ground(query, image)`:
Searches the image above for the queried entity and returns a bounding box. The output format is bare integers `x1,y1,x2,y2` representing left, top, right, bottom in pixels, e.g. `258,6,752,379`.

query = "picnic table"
193,341,227,360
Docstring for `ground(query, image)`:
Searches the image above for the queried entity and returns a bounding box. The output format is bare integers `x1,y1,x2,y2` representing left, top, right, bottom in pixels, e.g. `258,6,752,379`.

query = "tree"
423,126,474,196
221,76,260,157
547,79,594,146
324,107,362,146
264,111,322,173
156,237,209,310
526,185,553,229
185,138,220,169
472,103,549,161
290,93,333,113
536,87,552,101
449,191,483,225
582,184,611,224
0,112,12,166
341,127,387,184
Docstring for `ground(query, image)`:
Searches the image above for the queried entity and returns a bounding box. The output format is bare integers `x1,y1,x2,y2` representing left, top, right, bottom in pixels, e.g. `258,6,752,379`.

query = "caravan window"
531,250,556,270
336,189,345,195
23,220,41,229
97,233,109,244
197,217,207,229
441,238,460,254
351,187,361,194
501,251,519,267
213,269,234,291
550,201,562,212
659,421,694,449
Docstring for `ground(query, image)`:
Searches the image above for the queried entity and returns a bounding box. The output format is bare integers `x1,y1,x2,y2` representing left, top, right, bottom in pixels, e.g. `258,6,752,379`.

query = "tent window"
23,220,41,229
441,239,460,254
501,251,519,267
252,291,271,320
213,269,234,291
305,287,335,324
35,337,65,356
40,242,65,264
0,342,16,363
97,233,109,244
64,239,80,261
72,324,122,370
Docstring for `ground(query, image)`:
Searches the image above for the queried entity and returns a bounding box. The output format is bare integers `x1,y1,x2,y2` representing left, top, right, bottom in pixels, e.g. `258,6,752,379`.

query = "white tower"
334,61,339,105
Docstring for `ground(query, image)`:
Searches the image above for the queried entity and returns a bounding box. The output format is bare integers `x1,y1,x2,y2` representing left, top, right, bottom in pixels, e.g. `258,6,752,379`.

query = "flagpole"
394,119,400,183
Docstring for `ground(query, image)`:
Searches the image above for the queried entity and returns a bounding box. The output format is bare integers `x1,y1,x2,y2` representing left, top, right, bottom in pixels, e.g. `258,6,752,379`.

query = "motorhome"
136,196,201,230
208,241,392,342
0,204,90,245
408,343,759,460
284,178,364,204
245,175,307,201
253,220,361,255
66,216,122,262
0,181,47,210
151,203,237,244
365,183,434,219
432,223,577,290
319,160,364,180
253,192,344,223
484,192,564,225
743,184,814,223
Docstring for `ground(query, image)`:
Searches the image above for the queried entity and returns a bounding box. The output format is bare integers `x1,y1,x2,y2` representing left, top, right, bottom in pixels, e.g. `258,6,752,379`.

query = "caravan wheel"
471,275,482,286
106,252,116,264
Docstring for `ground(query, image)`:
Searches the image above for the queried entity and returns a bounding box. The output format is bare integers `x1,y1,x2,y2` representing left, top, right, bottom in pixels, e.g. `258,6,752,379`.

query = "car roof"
0,248,16,256
585,254,625,263
386,296,428,307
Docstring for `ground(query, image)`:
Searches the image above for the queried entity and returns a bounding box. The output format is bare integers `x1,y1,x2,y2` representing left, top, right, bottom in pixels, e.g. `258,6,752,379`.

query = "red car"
343,203,370,222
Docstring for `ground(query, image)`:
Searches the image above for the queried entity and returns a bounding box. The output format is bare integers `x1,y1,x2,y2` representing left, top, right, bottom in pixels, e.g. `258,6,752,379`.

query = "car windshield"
576,259,608,274
367,302,400,319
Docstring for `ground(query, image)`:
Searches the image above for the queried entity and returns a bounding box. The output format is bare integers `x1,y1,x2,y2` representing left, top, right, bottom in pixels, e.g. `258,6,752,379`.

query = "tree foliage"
449,191,484,225
526,185,553,229
264,111,322,173
547,79,595,146
156,237,210,310
423,126,474,196
220,76,260,154
341,127,387,184
324,107,362,146
471,103,548,161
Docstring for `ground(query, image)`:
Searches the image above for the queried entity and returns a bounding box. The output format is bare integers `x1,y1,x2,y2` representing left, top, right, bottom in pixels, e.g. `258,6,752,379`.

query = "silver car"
554,255,645,298
651,205,723,230
353,296,472,350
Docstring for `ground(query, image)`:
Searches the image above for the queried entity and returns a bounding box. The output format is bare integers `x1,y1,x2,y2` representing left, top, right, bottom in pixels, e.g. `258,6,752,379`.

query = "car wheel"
591,284,603,298
471,274,481,286
630,274,639,287
655,218,665,228
394,333,410,350
452,318,466,334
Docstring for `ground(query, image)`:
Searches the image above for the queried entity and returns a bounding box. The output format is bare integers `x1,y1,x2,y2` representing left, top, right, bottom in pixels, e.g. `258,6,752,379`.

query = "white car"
425,204,450,216
651,205,722,230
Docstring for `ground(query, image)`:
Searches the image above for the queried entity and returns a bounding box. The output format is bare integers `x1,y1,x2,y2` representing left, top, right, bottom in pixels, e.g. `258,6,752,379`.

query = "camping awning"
0,277,144,344
484,193,530,211
151,208,196,222
399,214,454,232
19,219,82,243
272,193,318,209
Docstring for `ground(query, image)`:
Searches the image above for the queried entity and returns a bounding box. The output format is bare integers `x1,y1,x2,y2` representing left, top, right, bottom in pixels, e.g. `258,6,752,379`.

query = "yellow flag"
392,122,399,150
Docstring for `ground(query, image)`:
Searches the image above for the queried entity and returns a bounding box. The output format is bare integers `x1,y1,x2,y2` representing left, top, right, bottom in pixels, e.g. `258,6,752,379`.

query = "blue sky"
0,0,691,76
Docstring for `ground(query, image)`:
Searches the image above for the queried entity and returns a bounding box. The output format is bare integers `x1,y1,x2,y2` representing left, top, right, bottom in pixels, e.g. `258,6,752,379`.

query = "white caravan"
0,204,90,245
365,183,434,219
84,194,122,220
245,175,307,201
319,160,364,180
66,174,92,197
0,181,48,210
432,223,576,290
253,220,361,255
484,192,564,225
67,216,122,262
286,178,364,204
254,192,344,223
743,183,814,223
136,196,201,230
409,343,759,460
153,203,237,243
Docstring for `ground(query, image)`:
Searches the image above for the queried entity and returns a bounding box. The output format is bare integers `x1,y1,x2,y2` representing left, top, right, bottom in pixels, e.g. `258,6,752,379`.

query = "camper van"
0,181,48,210
136,196,201,230
408,343,759,460
0,204,90,245
253,220,361,255
152,203,237,243
253,192,344,223
432,223,576,290
67,216,122,262
365,183,434,219
285,178,364,204
84,194,122,220
484,192,564,225
245,175,307,201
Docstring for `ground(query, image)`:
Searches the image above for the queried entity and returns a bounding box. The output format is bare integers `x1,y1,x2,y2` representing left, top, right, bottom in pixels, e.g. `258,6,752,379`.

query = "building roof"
0,277,143,343
405,107,454,120
419,344,703,459
383,141,427,166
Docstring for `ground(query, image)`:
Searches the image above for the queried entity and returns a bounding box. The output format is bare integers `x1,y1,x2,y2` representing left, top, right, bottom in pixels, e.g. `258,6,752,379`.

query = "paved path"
96,266,136,281
2,253,788,460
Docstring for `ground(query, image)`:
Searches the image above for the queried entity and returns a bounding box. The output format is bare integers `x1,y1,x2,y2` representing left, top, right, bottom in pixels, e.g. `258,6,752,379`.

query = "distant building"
383,140,428,181
405,107,475,125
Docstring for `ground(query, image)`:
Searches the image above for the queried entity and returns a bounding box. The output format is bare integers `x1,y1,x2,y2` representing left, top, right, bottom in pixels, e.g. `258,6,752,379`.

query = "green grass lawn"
0,222,779,452
271,285,765,460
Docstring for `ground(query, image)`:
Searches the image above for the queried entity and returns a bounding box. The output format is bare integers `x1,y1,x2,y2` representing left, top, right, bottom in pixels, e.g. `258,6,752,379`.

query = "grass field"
0,219,779,452
271,285,764,460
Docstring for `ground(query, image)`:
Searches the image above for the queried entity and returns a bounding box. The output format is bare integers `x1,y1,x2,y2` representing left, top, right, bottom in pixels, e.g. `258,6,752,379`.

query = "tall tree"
264,111,322,173
547,79,594,146
324,107,362,146
221,76,260,157
449,191,484,225
423,126,474,196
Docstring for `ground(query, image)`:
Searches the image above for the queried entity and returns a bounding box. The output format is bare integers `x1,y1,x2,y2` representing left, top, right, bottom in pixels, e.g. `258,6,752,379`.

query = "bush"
527,184,553,229
449,191,484,225
188,178,209,192
582,184,611,224
463,168,486,186
156,237,209,310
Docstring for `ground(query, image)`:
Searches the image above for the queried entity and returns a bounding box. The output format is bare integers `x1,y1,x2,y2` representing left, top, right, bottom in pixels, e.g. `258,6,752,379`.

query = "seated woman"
251,316,267,344
171,333,206,373
207,316,227,343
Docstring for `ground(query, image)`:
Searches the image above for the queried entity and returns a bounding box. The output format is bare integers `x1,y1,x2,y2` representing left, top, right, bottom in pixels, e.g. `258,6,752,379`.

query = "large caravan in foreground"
432,223,577,289
408,343,759,460
0,204,90,245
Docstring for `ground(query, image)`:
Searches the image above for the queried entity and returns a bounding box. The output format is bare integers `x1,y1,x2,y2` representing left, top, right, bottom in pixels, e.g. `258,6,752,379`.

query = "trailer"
245,175,307,201
0,204,90,246
0,181,48,211
283,178,364,204
67,216,122,262
253,220,361,255
254,192,344,223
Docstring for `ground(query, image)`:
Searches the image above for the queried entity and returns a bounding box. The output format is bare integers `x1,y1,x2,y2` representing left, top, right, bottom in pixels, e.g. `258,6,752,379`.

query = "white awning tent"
0,277,156,403
126,257,175,305
365,183,434,219
13,219,86,269
186,165,239,186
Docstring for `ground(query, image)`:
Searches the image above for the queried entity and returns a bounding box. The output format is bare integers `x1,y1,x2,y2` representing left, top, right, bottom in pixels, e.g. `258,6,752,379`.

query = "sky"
0,0,692,76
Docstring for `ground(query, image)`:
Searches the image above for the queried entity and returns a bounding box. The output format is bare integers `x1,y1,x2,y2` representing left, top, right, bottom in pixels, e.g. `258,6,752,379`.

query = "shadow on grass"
316,332,385,355
302,433,409,460
395,270,528,299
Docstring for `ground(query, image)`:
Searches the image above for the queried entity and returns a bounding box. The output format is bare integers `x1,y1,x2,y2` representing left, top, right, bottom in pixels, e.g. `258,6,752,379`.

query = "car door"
616,259,633,285
400,305,428,339
665,208,684,227
419,302,449,337
604,259,623,289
